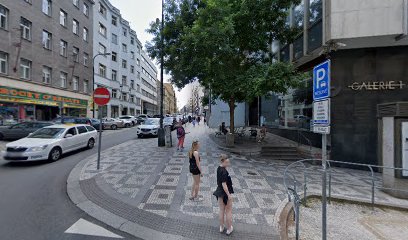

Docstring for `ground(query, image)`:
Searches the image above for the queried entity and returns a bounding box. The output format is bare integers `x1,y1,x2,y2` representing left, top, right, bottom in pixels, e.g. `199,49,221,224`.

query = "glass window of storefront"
308,0,322,52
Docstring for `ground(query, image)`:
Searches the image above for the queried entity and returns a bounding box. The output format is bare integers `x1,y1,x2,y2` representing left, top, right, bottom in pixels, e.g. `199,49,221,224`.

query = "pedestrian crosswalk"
65,218,123,239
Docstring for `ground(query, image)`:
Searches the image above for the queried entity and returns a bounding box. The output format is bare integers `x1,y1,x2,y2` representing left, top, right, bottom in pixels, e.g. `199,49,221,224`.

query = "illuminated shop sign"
0,86,87,108
348,81,406,91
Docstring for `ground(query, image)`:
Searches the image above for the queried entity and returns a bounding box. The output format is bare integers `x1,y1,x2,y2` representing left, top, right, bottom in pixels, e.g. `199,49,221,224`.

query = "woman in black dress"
213,154,234,236
188,140,202,200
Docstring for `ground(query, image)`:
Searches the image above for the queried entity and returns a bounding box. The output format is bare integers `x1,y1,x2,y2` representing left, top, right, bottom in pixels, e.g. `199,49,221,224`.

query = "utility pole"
157,0,165,147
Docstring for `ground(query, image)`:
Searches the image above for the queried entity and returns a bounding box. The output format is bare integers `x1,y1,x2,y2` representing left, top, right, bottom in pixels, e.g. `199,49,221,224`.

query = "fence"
283,159,408,240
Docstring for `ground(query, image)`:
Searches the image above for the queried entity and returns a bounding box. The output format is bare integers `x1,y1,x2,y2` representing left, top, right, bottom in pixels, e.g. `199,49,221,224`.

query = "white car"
116,118,132,128
137,118,160,138
3,124,97,162
118,115,137,126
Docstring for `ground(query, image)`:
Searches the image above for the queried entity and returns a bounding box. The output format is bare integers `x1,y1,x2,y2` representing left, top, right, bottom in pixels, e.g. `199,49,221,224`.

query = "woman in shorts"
189,140,202,200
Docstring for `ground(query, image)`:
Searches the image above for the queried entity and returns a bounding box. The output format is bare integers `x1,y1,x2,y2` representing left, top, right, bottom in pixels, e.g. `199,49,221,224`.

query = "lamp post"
157,0,165,147
92,52,111,118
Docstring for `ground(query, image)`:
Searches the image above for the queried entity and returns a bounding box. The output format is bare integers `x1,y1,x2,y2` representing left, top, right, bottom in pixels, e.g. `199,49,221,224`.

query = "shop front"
0,86,88,125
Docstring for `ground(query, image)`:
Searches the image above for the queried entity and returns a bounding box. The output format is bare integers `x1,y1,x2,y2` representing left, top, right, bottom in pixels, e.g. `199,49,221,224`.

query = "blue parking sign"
313,60,330,100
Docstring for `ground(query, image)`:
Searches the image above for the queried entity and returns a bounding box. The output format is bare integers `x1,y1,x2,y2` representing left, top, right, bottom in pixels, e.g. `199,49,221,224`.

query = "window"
99,64,106,77
77,126,87,134
137,45,141,54
122,93,127,101
130,37,135,45
112,33,118,44
78,30,85,44
99,43,106,54
122,27,127,36
122,44,127,52
83,52,89,66
73,0,79,7
136,58,140,66
130,65,134,73
85,126,95,132
60,72,67,88
20,17,31,40
83,80,88,93
136,84,140,92
112,16,117,26
42,66,51,84
137,71,140,79
131,51,135,59
60,40,67,57
20,58,31,80
111,70,117,81
0,5,9,30
83,3,89,16
130,95,134,103
73,47,79,62
73,19,79,35
111,51,117,62
112,89,117,98
73,76,79,91
42,30,52,50
122,59,127,68
99,3,106,17
122,76,127,86
130,80,134,89
59,9,67,27
42,0,52,16
0,51,7,74
99,23,106,37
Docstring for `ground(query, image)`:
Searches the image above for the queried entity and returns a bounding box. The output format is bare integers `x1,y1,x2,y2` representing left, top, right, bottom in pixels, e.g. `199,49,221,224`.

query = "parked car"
118,118,132,128
102,118,125,130
137,118,160,138
53,117,92,125
136,114,149,124
0,121,53,140
163,117,176,130
118,115,137,126
3,124,97,162
90,119,102,130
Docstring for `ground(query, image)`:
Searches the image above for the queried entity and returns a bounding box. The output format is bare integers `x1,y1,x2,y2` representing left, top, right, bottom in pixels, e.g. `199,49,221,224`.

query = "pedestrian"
213,154,234,236
204,117,207,125
221,122,228,135
197,116,201,125
189,140,202,200
188,115,192,123
176,121,186,151
192,118,196,127
258,124,267,143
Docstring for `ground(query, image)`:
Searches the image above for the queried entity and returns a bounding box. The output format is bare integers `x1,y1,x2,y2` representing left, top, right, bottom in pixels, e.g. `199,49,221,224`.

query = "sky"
110,0,195,110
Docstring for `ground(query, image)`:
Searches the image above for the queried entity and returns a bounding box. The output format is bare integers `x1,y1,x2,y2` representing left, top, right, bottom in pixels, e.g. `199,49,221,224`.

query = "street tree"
146,0,307,134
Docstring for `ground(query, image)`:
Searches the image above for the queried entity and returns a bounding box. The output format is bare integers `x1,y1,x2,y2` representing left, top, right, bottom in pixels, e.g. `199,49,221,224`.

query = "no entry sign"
93,87,110,106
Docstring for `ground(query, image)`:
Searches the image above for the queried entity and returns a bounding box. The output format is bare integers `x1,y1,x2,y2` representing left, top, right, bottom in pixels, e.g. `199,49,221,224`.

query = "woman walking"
189,140,202,200
213,154,234,236
176,121,186,151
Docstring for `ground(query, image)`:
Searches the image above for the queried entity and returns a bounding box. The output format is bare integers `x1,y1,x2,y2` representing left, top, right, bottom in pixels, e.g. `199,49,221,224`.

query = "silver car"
102,118,125,130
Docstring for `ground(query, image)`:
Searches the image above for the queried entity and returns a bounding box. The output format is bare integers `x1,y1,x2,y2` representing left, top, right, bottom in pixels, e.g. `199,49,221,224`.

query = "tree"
146,0,306,135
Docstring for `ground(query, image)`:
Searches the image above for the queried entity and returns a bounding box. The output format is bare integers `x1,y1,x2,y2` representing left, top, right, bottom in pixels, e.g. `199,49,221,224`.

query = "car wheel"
125,123,130,128
111,125,117,130
137,134,142,138
132,121,135,126
87,138,95,149
49,147,62,162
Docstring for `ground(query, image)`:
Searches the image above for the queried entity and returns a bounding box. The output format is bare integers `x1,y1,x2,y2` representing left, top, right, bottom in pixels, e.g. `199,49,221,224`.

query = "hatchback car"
0,121,53,140
3,124,97,162
137,118,160,138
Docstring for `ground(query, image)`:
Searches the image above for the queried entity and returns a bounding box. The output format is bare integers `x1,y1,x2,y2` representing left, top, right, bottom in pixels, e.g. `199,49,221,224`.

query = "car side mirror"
65,134,73,138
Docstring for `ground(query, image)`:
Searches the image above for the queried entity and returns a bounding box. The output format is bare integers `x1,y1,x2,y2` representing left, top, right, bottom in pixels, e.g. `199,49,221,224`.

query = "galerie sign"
348,81,406,91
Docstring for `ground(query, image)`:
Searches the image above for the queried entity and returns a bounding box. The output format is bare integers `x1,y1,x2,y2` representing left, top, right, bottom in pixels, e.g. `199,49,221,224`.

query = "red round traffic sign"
93,87,111,106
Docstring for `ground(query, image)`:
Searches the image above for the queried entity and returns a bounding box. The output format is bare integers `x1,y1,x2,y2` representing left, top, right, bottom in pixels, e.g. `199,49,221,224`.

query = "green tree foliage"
146,0,307,133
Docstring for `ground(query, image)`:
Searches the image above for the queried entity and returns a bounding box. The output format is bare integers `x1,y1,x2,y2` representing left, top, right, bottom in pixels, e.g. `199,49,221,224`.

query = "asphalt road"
0,128,143,240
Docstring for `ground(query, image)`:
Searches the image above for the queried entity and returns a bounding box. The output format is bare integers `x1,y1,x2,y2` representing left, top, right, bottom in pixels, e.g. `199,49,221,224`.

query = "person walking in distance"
176,121,186,151
213,154,234,236
189,140,202,200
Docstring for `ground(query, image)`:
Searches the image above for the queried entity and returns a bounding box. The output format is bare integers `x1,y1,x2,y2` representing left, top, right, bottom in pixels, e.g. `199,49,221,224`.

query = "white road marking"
65,218,123,238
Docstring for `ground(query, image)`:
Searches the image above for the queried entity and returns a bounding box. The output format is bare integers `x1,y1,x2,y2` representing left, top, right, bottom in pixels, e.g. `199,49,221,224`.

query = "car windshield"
28,128,65,139
144,119,160,125
164,117,173,122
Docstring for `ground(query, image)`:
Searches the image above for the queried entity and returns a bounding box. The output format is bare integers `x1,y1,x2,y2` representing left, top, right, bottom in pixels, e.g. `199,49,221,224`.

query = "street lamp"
92,52,111,118
157,0,165,147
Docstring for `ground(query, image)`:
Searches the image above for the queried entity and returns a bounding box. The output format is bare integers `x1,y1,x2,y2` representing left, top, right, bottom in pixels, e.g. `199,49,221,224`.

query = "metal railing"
283,159,408,240
297,130,313,150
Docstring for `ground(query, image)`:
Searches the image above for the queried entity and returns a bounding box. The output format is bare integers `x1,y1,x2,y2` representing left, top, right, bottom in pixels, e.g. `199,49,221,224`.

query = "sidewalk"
67,123,408,240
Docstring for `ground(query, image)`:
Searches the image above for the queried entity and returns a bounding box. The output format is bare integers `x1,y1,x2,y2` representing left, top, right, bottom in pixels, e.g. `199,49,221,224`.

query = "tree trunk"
228,98,235,134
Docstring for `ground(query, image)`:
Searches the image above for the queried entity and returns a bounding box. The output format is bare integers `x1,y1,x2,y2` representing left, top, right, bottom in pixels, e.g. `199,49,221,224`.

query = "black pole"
157,0,165,147
92,62,95,118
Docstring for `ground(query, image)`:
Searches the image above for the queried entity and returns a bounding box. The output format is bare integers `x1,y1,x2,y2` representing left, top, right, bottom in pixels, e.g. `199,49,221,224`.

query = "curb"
66,153,187,240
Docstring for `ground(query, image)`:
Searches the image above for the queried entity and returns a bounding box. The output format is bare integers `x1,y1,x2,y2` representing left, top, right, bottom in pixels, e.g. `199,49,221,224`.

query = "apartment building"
0,0,94,123
93,0,158,118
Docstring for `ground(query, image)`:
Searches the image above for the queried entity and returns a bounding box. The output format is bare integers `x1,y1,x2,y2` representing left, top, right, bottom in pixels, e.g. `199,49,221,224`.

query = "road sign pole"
97,106,103,170
322,133,327,240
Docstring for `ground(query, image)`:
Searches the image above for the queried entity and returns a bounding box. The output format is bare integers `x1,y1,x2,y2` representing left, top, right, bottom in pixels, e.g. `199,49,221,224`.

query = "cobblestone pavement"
75,123,408,239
